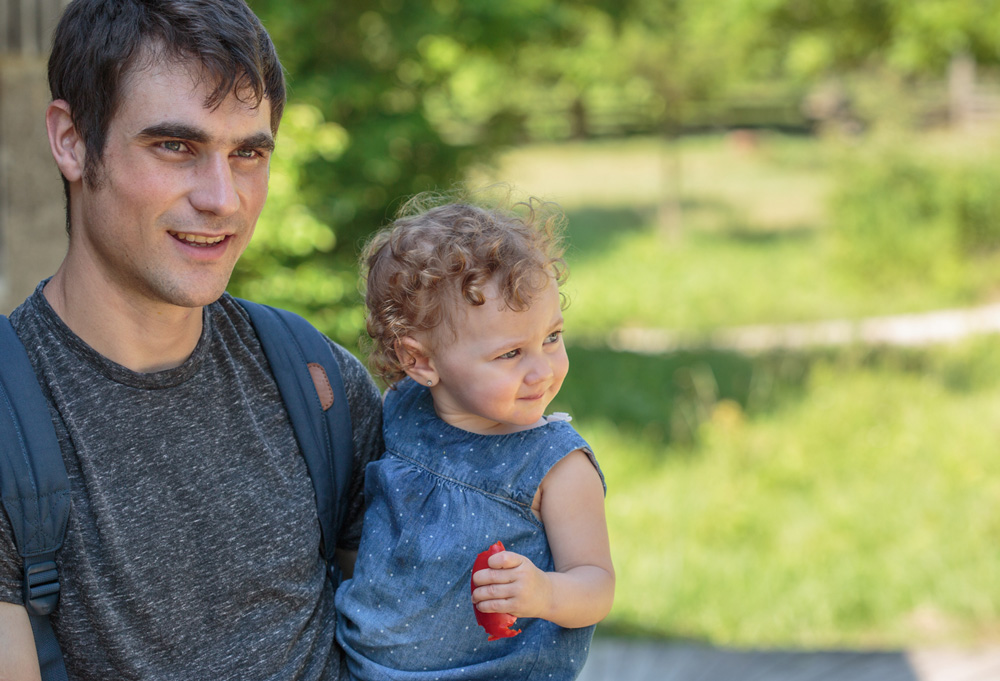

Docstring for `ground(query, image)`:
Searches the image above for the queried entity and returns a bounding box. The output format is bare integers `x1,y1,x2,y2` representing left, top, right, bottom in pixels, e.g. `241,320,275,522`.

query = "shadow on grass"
563,205,653,256
553,341,996,451
706,223,819,244
562,201,822,261
551,346,815,449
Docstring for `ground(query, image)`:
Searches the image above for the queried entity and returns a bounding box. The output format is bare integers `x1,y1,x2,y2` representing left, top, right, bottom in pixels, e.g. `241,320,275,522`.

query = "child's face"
427,277,568,435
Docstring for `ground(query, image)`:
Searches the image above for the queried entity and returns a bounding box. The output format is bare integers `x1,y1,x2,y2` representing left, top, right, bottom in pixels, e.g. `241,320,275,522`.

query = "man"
0,1,383,678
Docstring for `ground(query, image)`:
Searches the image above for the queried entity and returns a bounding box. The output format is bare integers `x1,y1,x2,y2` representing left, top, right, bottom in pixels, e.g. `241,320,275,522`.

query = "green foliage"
240,0,657,343
828,144,1000,291
948,163,1000,253
229,102,365,347
754,0,1000,78
249,0,633,244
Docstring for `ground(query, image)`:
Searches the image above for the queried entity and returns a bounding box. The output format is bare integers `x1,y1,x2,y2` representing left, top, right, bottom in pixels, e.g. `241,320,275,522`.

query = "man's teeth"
169,231,226,245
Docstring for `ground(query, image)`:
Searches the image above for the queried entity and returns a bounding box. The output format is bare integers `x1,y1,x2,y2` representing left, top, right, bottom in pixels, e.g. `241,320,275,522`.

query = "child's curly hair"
361,191,567,386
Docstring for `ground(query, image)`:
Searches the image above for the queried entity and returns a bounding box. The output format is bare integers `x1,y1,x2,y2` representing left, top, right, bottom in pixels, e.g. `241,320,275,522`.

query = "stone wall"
1,0,70,314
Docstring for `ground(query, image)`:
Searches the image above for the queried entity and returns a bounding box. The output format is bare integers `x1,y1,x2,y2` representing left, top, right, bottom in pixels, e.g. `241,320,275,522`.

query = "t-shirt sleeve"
327,341,384,551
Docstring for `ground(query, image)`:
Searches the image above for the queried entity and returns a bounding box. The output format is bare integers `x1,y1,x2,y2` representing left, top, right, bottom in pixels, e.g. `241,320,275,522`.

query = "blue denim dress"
336,377,604,681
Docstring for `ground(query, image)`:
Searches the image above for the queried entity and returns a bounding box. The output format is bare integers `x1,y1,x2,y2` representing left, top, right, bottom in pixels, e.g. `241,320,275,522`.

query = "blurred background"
4,0,1000,652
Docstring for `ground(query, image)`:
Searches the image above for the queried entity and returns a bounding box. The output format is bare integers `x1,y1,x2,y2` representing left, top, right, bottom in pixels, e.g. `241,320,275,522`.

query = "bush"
828,145,1000,289
947,166,1000,254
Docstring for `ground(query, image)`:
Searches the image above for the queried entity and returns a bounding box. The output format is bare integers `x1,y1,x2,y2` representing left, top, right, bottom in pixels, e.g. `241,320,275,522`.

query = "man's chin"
160,280,231,310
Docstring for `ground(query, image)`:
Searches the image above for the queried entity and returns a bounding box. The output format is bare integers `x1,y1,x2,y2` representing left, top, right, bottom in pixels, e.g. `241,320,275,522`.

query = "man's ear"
395,336,439,387
46,99,86,183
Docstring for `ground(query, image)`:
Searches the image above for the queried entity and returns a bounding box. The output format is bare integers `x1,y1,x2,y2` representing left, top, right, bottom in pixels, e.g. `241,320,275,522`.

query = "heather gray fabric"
0,283,384,681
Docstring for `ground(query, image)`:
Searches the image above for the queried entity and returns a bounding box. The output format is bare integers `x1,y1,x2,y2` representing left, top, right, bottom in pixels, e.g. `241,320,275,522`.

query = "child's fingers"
471,552,522,588
471,562,518,588
471,582,516,607
472,592,517,613
486,550,523,570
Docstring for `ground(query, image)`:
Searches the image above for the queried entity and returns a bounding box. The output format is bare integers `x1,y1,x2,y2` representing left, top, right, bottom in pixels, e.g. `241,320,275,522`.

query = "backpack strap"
237,300,354,568
0,315,70,681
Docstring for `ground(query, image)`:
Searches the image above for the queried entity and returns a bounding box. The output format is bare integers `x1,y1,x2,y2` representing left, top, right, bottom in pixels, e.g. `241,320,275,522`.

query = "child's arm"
471,449,615,628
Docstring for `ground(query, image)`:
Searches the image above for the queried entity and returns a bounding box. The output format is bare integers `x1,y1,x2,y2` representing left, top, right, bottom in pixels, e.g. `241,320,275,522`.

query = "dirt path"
608,303,1000,354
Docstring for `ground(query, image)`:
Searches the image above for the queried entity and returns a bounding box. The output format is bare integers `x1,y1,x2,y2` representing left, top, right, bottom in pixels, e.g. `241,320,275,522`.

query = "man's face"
72,58,274,310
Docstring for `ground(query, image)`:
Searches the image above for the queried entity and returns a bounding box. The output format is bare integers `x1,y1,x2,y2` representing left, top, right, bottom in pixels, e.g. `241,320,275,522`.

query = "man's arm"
0,602,42,681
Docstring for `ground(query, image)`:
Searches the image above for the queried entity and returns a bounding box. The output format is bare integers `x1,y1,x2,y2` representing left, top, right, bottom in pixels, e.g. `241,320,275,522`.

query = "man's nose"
190,154,240,216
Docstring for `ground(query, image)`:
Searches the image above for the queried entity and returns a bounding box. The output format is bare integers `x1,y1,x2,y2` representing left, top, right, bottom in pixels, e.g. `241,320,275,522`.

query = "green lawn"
555,341,1000,647
479,134,1000,338
479,133,1000,647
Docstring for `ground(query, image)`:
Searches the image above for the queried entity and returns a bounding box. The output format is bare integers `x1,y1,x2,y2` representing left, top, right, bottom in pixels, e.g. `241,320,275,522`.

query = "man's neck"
43,266,205,373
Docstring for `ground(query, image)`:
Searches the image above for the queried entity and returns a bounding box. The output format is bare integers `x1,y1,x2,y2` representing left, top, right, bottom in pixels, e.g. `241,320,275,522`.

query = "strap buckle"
24,557,60,616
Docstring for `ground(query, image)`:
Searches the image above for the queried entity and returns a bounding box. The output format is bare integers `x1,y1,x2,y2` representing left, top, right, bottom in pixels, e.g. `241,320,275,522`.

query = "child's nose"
525,356,554,385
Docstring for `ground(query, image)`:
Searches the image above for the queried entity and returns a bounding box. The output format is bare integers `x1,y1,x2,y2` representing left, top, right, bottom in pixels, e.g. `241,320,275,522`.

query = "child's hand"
471,549,553,621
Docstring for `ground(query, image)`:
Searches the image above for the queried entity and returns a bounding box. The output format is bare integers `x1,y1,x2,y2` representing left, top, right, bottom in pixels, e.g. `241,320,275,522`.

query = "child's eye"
544,331,563,344
497,349,520,360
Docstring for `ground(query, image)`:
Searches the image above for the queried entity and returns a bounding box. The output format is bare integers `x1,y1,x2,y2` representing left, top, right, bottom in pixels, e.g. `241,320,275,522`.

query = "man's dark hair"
48,0,285,194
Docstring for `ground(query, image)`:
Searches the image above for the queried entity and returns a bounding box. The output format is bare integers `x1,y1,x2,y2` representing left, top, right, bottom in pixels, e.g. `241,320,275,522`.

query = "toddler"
335,194,614,680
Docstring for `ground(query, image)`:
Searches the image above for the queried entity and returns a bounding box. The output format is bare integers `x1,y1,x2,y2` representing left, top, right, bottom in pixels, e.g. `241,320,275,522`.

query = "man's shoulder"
7,281,49,331
214,294,374,393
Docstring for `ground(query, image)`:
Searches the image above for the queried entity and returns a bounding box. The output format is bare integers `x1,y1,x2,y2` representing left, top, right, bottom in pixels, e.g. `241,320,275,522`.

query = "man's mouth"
169,230,227,247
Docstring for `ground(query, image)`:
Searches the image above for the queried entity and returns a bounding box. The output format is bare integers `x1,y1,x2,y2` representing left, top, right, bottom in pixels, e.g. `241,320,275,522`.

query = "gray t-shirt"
0,284,384,680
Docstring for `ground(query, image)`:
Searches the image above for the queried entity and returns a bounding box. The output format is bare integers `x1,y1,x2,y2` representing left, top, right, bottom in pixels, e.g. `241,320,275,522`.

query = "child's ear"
396,336,439,387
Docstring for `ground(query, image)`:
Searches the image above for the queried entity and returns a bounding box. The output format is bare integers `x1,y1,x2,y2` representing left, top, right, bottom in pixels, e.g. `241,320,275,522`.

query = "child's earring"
426,379,433,386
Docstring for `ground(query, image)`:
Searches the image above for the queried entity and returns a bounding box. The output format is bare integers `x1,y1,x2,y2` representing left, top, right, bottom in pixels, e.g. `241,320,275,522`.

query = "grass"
477,132,1000,647
477,133,1000,337
555,341,1000,647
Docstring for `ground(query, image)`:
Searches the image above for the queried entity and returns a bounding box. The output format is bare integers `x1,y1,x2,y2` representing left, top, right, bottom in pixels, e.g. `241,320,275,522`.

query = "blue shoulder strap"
237,300,354,566
0,315,70,681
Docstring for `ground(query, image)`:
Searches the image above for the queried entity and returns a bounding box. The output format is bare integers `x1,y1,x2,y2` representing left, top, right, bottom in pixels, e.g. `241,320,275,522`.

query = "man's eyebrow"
136,124,210,144
241,131,276,152
135,124,275,151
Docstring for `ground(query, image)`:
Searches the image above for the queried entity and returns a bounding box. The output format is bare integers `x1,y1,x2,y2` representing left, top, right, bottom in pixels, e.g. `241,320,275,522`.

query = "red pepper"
471,540,522,641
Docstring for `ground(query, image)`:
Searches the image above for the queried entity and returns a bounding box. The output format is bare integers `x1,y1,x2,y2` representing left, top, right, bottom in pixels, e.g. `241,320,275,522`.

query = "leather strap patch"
307,362,335,411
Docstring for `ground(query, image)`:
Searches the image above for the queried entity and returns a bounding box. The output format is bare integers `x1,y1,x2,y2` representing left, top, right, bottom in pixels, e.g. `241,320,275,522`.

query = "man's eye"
162,140,185,152
234,148,259,159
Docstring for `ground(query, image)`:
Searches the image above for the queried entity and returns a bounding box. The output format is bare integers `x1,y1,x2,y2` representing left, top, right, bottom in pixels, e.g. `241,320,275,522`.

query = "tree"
235,0,617,348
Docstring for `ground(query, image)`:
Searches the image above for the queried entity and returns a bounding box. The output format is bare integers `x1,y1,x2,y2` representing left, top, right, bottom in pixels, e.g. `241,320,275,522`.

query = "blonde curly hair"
361,192,567,386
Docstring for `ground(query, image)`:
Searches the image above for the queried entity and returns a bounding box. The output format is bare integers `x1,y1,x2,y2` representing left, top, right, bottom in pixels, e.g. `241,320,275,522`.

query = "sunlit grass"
477,133,829,229
561,226,1000,338
579,341,1000,647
